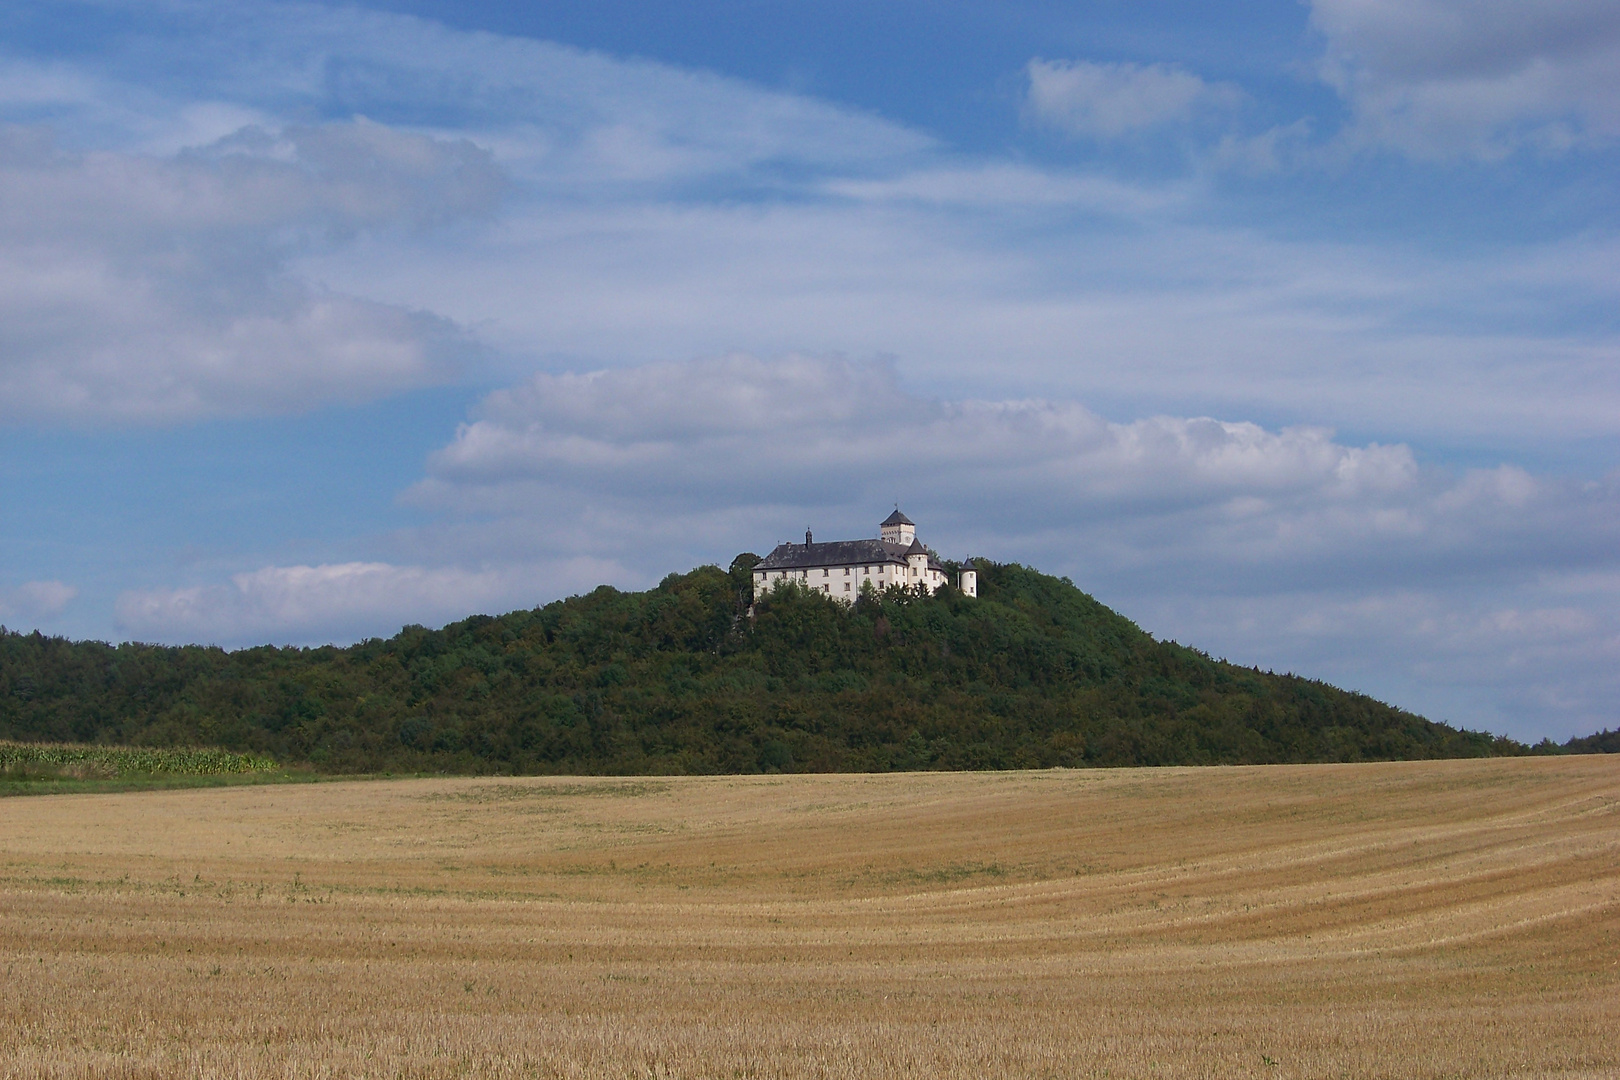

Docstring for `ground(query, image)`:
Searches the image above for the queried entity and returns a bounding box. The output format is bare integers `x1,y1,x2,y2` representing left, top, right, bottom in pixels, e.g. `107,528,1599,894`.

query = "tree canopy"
0,561,1547,773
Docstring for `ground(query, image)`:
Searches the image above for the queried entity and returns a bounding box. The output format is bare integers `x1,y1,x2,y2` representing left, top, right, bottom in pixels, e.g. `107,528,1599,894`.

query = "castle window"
843,582,850,592
844,567,850,575
823,568,829,577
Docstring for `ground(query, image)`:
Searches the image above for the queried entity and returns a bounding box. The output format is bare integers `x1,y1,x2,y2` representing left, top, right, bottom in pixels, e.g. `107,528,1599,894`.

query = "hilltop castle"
752,510,977,603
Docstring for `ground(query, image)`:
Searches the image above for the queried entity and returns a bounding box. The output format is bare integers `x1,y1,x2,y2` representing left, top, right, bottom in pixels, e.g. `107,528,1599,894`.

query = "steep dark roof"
905,536,945,571
756,535,944,573
881,508,915,527
756,538,910,571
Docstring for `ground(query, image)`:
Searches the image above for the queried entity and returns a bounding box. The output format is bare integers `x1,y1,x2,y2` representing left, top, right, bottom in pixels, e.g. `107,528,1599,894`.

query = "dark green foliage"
1561,728,1620,754
0,562,1529,773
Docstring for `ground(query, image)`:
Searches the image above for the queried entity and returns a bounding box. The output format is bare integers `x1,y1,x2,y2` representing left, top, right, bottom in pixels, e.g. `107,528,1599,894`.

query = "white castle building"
752,510,977,603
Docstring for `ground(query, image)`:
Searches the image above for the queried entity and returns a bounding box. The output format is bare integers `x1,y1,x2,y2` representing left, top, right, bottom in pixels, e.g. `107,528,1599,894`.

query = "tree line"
0,558,1585,774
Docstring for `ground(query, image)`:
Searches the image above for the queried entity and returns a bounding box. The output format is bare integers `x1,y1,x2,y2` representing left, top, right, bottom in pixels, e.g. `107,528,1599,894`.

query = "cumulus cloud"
114,559,615,647
0,580,78,625
1309,0,1620,157
0,119,498,422
413,356,1616,576
1025,59,1238,138
422,355,1408,515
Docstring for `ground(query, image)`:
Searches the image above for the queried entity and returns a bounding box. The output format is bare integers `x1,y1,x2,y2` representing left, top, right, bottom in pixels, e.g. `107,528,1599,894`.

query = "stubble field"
1,756,1617,1079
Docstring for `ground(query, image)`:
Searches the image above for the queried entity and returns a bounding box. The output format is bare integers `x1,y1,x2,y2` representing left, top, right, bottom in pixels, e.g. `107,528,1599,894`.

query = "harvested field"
1,757,1617,1078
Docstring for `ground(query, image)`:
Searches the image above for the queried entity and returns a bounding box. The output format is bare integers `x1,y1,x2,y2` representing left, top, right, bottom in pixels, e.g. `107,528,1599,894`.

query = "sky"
1,0,1617,743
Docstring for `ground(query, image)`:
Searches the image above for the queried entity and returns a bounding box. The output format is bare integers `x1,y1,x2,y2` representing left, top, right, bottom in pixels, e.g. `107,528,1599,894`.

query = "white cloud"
18,3,929,181
1127,584,1620,741
3,4,1615,445
0,580,78,625
1025,59,1238,138
412,356,1615,576
297,169,1620,449
1210,120,1314,175
1309,0,1620,157
822,164,1188,214
0,118,497,422
114,559,616,646
0,2,935,425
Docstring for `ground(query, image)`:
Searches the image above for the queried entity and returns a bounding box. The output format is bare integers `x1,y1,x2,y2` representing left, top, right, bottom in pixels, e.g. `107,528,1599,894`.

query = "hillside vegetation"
0,560,1526,772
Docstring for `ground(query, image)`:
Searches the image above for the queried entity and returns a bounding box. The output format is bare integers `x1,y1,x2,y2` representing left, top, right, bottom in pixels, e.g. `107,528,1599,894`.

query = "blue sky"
1,0,1617,742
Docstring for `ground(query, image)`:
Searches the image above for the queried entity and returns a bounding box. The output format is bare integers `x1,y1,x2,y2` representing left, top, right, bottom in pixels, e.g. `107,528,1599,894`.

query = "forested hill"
1,560,1527,773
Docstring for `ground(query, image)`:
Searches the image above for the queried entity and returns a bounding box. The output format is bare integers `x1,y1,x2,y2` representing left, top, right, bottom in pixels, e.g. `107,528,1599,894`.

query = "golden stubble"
1,757,1616,1078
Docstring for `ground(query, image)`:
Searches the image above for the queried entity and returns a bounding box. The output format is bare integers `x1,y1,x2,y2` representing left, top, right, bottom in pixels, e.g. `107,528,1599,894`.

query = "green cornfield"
0,741,278,779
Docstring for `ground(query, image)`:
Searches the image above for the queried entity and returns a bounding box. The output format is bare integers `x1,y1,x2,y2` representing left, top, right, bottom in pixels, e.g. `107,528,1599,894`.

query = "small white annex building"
752,510,977,603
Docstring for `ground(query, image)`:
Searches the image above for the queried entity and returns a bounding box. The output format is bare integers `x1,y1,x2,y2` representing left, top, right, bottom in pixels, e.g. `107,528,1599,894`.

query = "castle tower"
880,508,916,547
905,537,929,586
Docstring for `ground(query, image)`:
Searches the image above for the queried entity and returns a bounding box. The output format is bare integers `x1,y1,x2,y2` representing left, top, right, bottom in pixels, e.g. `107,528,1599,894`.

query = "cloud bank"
413,357,1615,586
0,3,1614,443
115,559,618,647
0,580,78,627
1025,59,1236,138
0,119,496,422
1310,0,1620,157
